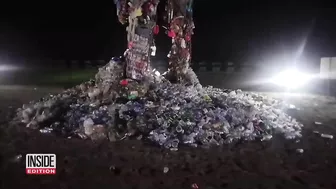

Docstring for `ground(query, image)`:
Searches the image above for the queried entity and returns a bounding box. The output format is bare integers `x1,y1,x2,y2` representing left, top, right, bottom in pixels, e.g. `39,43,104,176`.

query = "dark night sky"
0,1,335,67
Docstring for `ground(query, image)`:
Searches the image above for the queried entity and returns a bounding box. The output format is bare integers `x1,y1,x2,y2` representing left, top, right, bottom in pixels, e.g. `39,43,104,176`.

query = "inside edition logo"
26,154,56,175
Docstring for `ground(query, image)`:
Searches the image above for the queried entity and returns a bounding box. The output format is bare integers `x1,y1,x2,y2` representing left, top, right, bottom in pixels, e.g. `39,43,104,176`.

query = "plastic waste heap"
11,0,303,150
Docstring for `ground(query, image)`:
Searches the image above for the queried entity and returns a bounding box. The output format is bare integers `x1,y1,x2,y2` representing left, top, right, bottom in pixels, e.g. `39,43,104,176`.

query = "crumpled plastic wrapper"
11,58,303,150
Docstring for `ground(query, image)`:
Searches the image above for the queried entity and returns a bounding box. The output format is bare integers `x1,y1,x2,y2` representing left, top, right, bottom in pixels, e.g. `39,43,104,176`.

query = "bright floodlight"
270,69,311,89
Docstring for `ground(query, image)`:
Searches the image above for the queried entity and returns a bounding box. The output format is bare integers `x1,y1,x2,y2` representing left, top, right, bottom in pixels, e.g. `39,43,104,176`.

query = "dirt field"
1,84,336,189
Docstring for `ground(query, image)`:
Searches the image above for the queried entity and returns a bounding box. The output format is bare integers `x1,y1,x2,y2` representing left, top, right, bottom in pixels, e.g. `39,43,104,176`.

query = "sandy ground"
1,84,336,189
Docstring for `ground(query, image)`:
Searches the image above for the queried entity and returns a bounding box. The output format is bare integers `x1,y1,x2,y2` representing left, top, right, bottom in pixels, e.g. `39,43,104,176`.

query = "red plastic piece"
168,30,176,38
120,79,128,86
153,25,159,35
148,3,154,12
128,41,133,49
185,34,191,42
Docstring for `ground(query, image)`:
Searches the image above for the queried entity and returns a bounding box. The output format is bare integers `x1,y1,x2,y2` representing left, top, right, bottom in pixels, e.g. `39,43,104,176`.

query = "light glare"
270,69,311,89
0,65,19,71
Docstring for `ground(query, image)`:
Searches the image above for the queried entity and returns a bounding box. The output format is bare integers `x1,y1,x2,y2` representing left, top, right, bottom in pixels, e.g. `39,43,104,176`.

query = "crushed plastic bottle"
83,118,94,136
163,166,169,173
296,149,304,153
39,128,53,134
321,134,333,139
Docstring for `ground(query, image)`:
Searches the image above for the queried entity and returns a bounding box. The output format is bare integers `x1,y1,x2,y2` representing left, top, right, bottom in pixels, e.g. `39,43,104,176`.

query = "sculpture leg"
115,0,160,81
166,0,197,85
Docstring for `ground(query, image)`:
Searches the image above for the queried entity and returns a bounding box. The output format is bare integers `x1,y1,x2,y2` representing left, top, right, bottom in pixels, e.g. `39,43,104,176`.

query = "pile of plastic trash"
12,58,303,150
